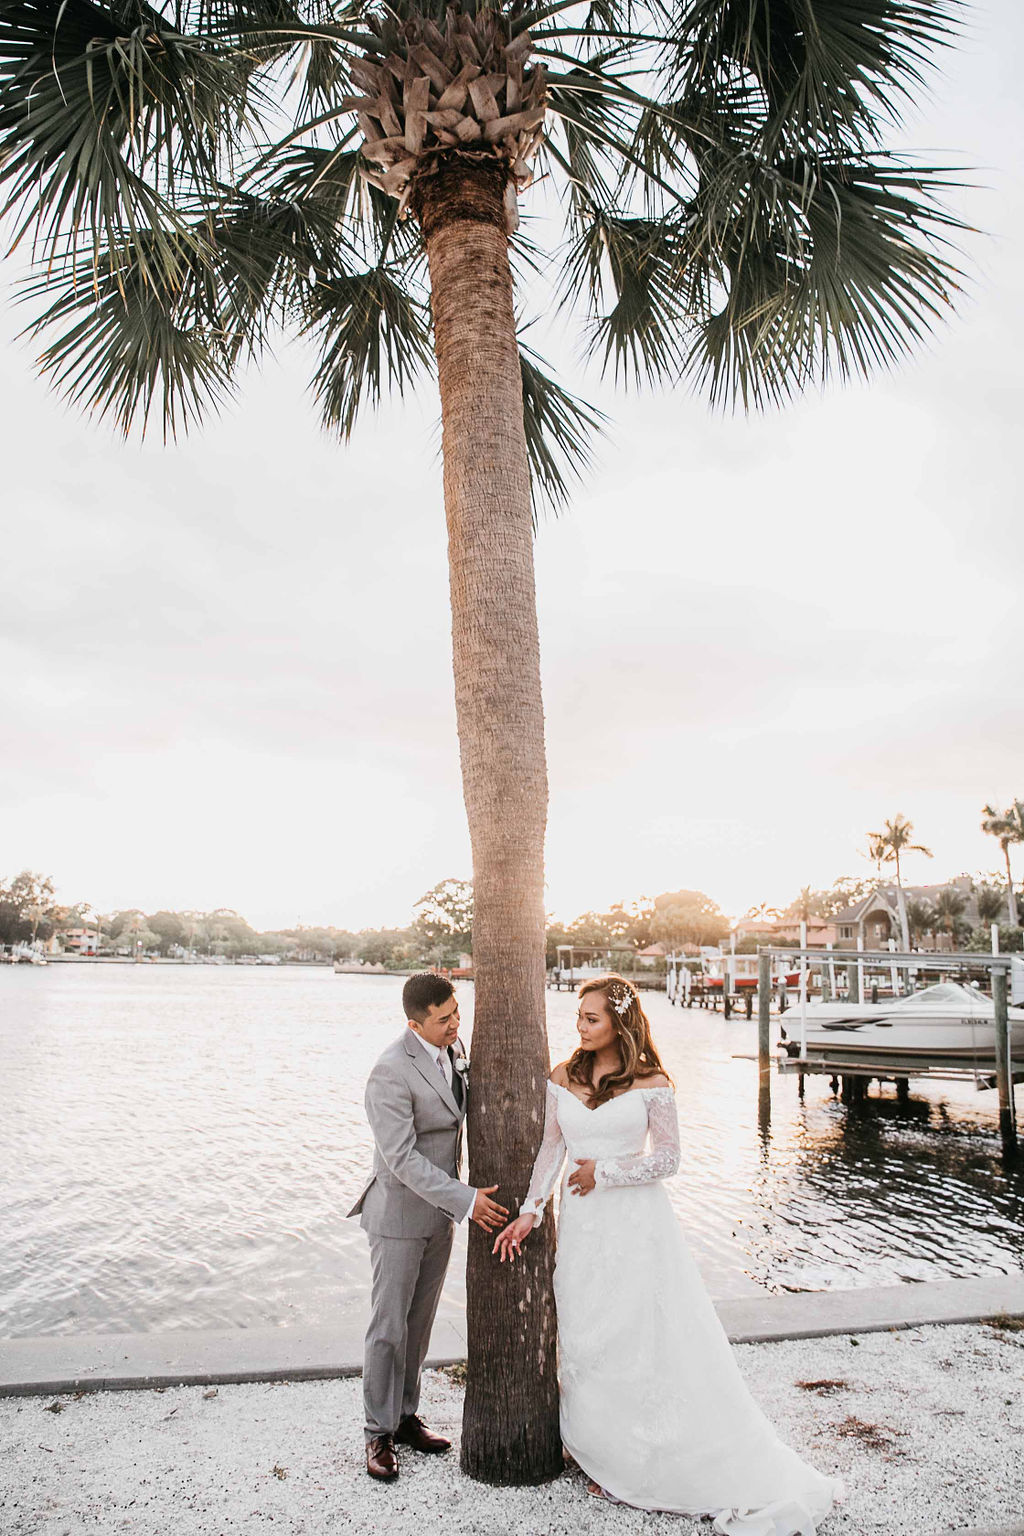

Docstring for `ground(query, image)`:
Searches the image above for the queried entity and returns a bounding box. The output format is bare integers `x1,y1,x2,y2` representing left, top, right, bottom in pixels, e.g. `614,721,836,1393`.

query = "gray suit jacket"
347,1030,475,1237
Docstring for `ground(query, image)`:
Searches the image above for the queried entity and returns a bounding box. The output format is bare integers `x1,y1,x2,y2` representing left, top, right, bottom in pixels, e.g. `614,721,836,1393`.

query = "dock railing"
755,945,1020,1161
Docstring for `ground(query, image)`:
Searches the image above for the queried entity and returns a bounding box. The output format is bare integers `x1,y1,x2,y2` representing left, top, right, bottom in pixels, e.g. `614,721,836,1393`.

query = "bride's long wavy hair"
566,974,672,1108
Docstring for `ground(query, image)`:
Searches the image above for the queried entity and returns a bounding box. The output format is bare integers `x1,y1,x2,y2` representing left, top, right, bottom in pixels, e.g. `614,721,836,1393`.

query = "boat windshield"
893,982,988,1011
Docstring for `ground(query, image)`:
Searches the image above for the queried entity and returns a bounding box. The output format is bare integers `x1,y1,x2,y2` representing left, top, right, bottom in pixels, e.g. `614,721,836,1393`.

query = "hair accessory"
608,984,633,1016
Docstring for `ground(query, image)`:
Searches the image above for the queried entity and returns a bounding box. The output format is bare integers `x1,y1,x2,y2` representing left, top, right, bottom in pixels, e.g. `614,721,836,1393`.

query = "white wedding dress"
519,1082,840,1535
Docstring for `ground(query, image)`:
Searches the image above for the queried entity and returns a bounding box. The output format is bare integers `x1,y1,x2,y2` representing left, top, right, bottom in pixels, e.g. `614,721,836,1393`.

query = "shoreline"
2,955,405,970
3,1274,1022,1401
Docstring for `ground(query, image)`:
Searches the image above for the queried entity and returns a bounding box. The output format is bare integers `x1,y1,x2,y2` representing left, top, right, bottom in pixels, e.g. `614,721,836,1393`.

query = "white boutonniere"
453,1053,470,1081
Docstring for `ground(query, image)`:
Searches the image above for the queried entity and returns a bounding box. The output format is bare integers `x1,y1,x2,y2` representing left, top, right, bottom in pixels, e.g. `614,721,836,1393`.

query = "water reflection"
0,967,1020,1338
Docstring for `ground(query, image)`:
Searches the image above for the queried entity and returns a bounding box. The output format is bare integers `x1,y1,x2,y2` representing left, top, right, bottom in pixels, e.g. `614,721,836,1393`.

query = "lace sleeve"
595,1087,680,1188
519,1081,566,1227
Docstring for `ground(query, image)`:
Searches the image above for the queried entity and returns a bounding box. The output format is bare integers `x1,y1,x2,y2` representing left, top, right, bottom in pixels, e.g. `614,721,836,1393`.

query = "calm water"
1,965,1022,1339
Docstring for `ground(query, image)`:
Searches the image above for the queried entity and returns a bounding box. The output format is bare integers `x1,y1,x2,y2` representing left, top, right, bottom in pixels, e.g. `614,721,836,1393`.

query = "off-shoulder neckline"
549,1081,674,1111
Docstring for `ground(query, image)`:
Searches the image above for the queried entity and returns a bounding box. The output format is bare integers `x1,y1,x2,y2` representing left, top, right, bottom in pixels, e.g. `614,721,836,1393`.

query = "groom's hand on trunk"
471,1185,508,1232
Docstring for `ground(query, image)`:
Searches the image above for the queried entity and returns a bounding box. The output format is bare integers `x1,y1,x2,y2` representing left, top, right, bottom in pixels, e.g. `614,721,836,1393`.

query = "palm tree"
865,833,889,878
905,896,936,947
934,885,967,948
744,902,780,922
981,801,1024,927
0,0,967,1483
866,815,933,950
974,883,1006,930
786,886,820,926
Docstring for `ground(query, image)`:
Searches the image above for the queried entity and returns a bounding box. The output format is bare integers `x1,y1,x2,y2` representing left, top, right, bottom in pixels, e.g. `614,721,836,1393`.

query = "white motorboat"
12,944,47,966
787,982,1024,1064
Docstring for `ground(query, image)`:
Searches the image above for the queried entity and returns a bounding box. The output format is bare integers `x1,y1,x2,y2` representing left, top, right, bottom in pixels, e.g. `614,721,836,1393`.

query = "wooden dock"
754,946,1021,1159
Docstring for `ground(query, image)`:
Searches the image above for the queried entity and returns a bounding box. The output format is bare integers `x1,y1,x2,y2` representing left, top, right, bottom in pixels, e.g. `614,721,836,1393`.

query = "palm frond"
519,341,605,515
198,0,362,110
0,0,972,452
198,186,349,348
541,64,624,213
685,151,966,407
304,265,433,437
17,184,348,435
669,0,964,151
561,204,690,384
0,0,256,264
251,142,422,266
19,229,236,437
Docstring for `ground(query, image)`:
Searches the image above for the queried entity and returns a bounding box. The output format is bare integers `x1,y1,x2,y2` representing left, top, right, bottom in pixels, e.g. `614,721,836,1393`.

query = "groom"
348,972,508,1481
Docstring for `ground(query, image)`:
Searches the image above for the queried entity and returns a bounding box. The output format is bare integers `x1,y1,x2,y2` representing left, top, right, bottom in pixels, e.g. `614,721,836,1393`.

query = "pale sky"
1,2,1021,931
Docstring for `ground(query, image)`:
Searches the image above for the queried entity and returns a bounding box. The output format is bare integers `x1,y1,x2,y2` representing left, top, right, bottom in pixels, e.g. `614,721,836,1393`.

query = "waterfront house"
831,877,979,950
732,916,837,948
636,942,669,967
56,926,102,956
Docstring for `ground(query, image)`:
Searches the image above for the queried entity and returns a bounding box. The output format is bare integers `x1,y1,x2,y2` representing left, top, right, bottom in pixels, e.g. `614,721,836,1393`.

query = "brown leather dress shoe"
395,1414,452,1454
366,1434,399,1480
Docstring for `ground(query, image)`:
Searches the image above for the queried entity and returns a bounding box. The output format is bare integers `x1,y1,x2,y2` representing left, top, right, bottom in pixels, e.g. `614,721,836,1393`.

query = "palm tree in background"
866,814,933,951
934,884,967,947
787,885,820,925
981,801,1023,928
974,883,1006,929
905,896,936,947
0,0,967,1482
865,833,888,876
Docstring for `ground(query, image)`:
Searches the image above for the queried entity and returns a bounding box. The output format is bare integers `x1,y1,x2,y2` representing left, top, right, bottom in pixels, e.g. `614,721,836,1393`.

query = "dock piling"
993,968,1018,1161
757,950,771,1119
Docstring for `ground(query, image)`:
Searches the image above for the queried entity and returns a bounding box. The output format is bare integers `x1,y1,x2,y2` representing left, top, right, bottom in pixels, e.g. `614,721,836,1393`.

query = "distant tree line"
0,872,480,966
4,799,1021,963
544,891,732,965
0,871,734,967
0,871,58,945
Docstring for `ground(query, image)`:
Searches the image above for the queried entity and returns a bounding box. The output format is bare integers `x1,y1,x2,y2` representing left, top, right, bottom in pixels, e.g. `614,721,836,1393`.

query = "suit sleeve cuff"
456,1187,476,1224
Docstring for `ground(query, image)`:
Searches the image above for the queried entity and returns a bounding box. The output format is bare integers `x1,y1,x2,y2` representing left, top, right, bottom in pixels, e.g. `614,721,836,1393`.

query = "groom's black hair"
403,971,455,1022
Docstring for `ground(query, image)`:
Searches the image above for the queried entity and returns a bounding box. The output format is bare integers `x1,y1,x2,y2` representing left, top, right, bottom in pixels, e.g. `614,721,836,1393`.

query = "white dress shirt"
412,1031,474,1222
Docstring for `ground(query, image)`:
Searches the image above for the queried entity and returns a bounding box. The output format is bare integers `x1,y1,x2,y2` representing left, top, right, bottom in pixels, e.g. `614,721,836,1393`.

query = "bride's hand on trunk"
568,1158,596,1196
492,1214,535,1262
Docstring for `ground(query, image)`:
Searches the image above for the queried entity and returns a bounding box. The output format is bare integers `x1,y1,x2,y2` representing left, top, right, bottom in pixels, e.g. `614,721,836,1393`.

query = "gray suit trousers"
363,1224,454,1441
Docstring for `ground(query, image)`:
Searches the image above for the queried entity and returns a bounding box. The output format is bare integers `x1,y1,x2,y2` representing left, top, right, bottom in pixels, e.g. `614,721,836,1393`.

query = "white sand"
2,1322,1022,1536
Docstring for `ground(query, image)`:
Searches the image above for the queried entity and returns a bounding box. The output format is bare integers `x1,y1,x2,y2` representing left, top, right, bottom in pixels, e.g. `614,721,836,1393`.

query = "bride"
492,975,840,1535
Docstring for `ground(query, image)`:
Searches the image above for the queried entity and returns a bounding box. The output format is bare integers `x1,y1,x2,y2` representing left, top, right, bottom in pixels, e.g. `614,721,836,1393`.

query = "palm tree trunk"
1004,843,1019,928
412,156,562,1485
894,853,910,952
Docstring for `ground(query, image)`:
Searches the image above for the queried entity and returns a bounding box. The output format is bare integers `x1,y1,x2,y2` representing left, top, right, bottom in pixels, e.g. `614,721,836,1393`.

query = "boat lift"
548,944,663,991
755,945,1022,1160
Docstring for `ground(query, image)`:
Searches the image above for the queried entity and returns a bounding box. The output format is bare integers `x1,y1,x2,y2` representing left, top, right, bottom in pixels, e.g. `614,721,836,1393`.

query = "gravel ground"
2,1322,1022,1536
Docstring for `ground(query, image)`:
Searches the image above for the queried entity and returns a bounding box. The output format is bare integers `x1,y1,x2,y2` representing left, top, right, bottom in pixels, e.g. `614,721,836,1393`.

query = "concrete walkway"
3,1273,1022,1400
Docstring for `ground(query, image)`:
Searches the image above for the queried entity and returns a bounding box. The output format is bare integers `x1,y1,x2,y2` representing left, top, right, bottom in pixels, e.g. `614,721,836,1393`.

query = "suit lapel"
404,1032,461,1118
